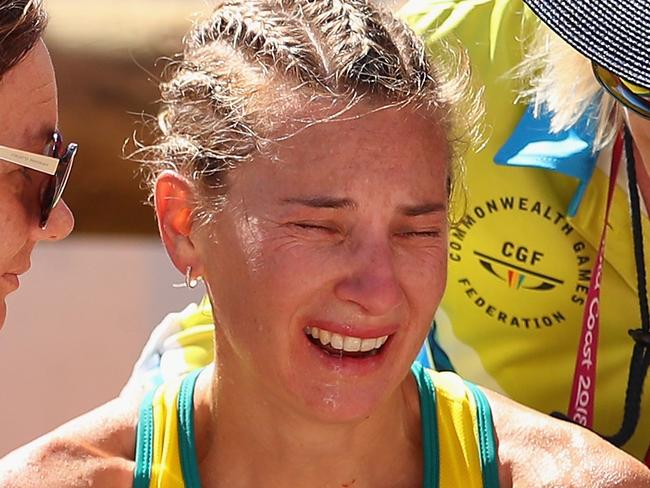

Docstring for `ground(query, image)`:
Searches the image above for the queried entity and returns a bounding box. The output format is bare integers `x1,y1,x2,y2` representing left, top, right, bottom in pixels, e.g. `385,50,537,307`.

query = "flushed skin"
0,378,648,487
0,41,74,327
1,107,648,488
2,1,648,486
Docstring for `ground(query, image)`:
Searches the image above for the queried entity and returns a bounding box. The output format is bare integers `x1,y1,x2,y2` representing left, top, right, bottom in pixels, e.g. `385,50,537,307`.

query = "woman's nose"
34,199,74,241
334,239,404,316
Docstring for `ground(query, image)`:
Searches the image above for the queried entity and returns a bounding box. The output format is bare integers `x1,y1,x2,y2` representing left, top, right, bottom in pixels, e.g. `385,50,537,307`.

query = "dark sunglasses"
0,131,77,229
592,63,650,119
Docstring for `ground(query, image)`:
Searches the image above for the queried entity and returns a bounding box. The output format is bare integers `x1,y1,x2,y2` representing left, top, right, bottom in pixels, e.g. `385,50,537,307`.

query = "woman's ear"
155,171,205,278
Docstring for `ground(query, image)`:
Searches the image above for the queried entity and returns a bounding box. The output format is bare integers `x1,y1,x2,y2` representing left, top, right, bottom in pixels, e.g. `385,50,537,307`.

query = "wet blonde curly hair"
135,0,482,226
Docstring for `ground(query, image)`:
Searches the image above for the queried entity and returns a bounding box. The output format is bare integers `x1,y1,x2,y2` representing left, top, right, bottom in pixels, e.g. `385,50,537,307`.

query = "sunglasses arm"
0,145,58,175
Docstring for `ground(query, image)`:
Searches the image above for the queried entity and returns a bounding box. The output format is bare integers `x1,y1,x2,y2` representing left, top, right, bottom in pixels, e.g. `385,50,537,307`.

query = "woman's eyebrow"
398,202,445,217
281,196,357,209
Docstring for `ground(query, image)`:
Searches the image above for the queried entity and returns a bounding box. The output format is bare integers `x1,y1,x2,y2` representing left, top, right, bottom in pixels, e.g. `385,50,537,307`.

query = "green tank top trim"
411,361,441,488
178,368,203,488
134,363,496,488
465,381,500,488
133,387,157,488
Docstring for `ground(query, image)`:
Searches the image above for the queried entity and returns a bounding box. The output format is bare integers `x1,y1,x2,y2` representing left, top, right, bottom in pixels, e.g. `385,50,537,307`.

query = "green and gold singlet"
132,364,499,488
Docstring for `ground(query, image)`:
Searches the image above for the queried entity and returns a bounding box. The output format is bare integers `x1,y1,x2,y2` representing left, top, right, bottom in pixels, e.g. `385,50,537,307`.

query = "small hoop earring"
173,266,202,289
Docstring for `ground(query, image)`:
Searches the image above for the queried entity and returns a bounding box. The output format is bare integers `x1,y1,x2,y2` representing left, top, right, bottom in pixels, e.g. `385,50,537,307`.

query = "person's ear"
155,171,205,278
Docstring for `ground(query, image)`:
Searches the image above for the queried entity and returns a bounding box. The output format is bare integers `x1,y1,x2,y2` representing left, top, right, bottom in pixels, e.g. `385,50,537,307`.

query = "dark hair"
137,0,481,225
0,0,47,78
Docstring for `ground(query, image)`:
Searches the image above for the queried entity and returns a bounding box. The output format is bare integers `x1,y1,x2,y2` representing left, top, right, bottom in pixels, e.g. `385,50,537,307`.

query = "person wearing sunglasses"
517,0,650,463
0,0,76,328
2,2,649,486
400,0,650,465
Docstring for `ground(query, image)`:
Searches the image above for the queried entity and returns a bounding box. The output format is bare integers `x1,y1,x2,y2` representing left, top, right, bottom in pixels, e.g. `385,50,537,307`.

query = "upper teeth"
305,326,388,352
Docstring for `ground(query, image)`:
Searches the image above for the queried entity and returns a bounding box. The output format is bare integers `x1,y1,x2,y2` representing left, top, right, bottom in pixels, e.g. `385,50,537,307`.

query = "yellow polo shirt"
402,0,650,460
125,0,650,461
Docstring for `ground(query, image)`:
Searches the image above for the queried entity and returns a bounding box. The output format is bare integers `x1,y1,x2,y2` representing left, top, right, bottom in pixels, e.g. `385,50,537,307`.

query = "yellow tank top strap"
432,370,484,487
413,362,499,488
150,378,186,488
133,376,186,488
134,364,497,488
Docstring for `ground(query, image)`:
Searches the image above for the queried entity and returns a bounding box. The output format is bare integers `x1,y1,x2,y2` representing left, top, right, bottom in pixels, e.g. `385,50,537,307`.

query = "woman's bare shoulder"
482,388,650,488
0,396,139,488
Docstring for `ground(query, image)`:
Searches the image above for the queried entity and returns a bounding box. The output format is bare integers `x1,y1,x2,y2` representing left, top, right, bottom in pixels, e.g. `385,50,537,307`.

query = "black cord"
604,125,650,447
625,125,650,342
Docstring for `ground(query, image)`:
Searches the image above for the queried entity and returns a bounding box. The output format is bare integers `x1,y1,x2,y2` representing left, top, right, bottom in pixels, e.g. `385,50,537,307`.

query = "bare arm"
0,397,137,488
484,388,650,488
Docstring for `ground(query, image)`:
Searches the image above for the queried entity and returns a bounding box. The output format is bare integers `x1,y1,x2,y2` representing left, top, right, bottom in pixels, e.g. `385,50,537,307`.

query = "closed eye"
291,222,338,234
397,229,441,238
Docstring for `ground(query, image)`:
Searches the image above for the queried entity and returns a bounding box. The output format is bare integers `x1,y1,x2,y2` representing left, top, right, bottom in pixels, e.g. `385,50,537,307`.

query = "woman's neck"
193,361,423,488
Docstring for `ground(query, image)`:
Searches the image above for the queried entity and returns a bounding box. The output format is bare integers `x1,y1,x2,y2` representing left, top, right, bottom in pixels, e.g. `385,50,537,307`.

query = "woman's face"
0,41,74,327
193,105,449,421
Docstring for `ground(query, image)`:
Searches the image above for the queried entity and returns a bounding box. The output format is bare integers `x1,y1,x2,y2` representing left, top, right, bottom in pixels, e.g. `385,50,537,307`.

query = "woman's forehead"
271,104,447,163
228,106,449,202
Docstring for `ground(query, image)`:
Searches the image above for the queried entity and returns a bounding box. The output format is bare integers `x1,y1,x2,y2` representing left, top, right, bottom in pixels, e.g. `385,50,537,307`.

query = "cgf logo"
448,195,592,329
474,241,564,291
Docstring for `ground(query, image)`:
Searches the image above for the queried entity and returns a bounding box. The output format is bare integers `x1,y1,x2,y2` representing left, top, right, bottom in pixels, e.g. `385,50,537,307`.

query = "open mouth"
304,326,390,359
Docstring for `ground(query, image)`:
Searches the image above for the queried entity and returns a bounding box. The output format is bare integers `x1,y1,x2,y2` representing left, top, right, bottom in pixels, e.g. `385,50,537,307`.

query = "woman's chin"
296,381,392,424
284,336,406,423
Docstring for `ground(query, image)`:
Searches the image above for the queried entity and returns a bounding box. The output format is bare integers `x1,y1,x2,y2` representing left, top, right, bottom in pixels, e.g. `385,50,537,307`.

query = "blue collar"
494,105,599,217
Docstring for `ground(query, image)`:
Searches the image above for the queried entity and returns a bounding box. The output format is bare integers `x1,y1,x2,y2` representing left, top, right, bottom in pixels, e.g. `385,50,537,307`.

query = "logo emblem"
474,250,564,291
447,195,594,329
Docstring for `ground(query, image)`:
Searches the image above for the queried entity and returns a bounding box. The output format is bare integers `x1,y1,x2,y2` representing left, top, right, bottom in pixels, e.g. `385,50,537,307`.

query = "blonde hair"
517,22,620,150
135,0,482,225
